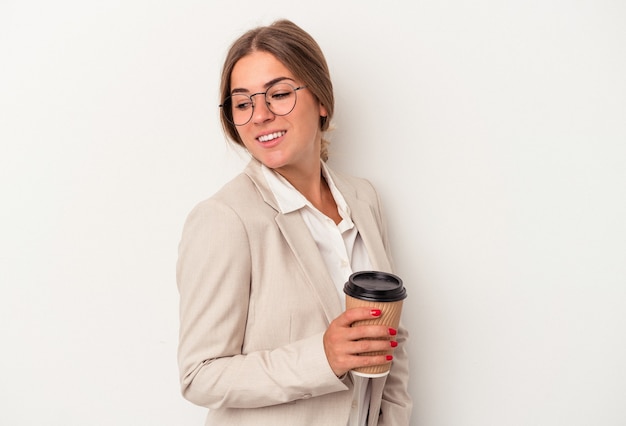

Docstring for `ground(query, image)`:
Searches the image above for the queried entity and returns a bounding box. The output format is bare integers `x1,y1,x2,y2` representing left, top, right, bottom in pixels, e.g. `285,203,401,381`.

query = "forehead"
230,51,295,90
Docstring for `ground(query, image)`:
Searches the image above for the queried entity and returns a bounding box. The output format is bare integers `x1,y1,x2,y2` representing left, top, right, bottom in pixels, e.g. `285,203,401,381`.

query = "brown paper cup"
344,271,407,378
345,296,404,377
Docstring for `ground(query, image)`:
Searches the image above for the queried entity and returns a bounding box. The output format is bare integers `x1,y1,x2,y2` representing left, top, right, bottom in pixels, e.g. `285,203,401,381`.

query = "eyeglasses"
220,82,308,126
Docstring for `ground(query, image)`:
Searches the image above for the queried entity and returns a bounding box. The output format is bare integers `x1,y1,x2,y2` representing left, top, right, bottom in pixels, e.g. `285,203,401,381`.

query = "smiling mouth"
258,131,286,143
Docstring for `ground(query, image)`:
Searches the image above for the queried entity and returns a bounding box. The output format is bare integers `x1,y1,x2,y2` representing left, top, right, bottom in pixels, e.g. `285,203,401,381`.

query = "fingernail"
386,355,393,361
370,309,382,317
389,328,397,336
390,341,398,348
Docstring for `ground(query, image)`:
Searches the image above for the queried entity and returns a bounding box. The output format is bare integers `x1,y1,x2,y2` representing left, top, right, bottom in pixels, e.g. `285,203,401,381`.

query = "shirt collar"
261,162,352,221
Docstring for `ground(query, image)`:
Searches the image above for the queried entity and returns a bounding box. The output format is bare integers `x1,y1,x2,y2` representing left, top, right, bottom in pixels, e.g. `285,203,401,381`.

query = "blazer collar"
243,158,392,321
327,166,393,273
243,159,281,212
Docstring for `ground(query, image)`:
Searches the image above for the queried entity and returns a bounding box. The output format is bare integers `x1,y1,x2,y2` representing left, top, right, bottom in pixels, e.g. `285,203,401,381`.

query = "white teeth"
258,131,285,142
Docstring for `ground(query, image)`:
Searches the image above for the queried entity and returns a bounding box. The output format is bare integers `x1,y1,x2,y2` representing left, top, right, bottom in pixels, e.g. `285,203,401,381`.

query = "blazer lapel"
348,197,392,273
331,170,393,273
244,159,343,323
275,213,344,322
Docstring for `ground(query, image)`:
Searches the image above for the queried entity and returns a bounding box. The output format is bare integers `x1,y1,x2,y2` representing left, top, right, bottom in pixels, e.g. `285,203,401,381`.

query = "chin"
255,154,289,170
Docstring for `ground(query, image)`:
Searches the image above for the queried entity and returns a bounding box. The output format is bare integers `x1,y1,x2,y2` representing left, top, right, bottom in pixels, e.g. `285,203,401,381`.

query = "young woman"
177,19,412,425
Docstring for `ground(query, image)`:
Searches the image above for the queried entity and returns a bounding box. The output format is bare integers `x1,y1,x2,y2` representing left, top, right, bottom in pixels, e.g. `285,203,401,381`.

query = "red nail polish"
389,328,397,336
390,341,398,348
370,309,382,317
386,355,393,361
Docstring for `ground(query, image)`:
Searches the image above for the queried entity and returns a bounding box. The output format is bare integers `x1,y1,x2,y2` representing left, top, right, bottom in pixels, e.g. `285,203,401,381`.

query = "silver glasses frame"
220,83,308,126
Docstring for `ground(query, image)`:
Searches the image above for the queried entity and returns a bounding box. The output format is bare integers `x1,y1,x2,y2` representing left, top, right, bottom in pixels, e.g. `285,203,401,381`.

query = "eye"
231,95,252,110
235,100,252,110
267,83,295,101
270,91,292,100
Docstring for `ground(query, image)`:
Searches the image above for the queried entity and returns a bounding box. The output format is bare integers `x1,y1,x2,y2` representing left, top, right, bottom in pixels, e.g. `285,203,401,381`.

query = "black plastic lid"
343,271,407,302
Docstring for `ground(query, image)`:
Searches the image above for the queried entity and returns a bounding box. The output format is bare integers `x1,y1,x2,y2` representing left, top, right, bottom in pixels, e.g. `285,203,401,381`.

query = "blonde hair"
219,20,334,161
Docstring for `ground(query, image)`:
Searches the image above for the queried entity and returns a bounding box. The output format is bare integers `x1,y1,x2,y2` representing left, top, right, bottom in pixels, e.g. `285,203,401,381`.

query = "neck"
275,160,324,205
275,160,341,225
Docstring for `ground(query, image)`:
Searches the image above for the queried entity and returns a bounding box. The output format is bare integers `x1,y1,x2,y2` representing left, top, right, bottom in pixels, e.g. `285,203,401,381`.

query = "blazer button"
302,393,312,399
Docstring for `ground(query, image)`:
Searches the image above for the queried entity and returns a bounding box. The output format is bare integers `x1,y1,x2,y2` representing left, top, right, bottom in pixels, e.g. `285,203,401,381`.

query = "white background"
1,1,625,425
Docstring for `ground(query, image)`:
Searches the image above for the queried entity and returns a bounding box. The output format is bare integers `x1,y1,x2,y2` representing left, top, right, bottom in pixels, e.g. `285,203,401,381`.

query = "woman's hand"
323,307,398,377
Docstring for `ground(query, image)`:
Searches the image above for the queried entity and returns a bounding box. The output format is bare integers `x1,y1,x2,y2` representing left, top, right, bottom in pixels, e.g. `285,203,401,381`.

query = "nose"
250,94,274,124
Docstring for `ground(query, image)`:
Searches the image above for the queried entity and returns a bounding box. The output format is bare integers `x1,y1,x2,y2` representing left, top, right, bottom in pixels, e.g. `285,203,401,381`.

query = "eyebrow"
230,77,296,94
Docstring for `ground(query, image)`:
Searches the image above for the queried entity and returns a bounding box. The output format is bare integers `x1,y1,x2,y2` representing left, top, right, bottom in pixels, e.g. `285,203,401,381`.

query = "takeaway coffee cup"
344,271,407,378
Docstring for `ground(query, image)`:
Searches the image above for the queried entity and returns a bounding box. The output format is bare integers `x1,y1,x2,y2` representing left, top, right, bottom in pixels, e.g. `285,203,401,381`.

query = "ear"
318,102,328,119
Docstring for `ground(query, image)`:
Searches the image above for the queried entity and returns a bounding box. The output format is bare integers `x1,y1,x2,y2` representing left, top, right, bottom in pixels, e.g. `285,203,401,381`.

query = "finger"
348,337,398,356
337,307,383,327
349,353,394,370
346,325,397,341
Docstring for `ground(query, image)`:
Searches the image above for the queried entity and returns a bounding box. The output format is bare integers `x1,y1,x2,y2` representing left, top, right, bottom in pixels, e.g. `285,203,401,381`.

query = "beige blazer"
177,159,411,425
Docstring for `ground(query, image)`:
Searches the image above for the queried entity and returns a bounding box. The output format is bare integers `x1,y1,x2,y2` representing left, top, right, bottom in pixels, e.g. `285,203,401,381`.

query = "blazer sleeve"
176,198,347,409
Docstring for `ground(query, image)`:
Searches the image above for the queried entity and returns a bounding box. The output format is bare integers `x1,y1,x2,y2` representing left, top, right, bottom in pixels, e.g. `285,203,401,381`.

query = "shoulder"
183,168,277,235
187,173,260,218
212,172,259,207
326,165,379,202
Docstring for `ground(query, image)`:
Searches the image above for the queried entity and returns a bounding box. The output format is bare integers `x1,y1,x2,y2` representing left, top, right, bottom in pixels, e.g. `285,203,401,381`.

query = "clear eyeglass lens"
226,83,298,126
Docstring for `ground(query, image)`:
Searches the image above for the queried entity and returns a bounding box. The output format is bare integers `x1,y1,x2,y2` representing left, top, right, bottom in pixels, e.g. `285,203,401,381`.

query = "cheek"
297,99,324,128
236,126,253,145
